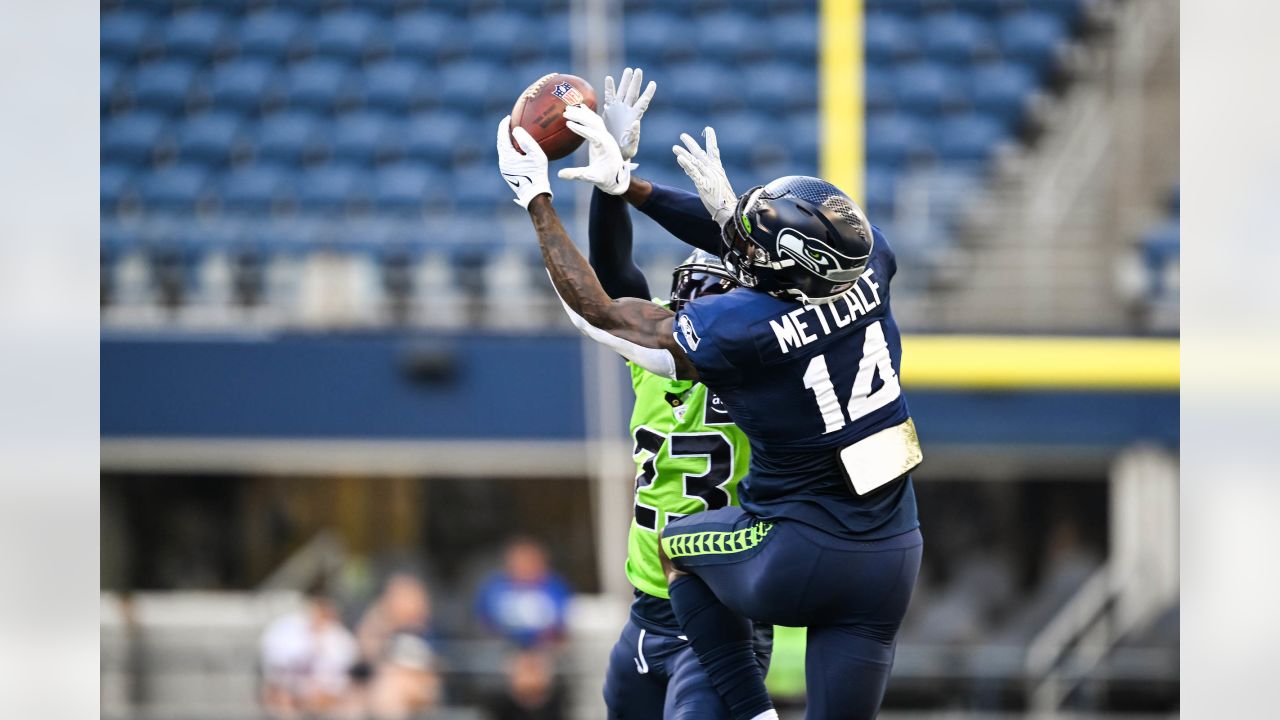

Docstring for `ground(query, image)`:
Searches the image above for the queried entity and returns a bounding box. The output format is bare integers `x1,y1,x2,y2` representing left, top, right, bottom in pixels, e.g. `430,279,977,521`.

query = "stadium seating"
159,8,230,59
101,0,1087,320
174,111,244,166
1138,183,1179,329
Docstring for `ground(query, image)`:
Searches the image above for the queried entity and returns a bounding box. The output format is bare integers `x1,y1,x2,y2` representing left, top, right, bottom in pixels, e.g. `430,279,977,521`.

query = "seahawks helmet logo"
776,228,867,283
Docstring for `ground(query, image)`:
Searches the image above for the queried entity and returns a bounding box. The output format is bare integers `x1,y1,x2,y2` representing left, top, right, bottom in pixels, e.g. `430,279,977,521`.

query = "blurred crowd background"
100,0,1179,718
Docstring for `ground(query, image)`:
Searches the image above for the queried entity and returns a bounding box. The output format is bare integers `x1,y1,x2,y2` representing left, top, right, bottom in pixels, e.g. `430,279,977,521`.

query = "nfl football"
510,73,597,160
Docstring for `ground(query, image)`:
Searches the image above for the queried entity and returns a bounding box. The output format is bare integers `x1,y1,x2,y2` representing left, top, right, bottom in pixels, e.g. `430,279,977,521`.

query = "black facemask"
671,268,735,311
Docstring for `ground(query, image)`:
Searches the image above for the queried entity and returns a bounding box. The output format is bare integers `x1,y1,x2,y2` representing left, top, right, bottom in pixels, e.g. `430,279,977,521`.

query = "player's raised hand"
673,127,737,226
601,67,656,161
496,115,553,208
557,104,636,195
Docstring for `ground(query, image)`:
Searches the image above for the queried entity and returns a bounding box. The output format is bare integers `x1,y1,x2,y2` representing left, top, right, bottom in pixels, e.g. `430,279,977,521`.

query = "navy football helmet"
670,249,736,311
720,176,874,304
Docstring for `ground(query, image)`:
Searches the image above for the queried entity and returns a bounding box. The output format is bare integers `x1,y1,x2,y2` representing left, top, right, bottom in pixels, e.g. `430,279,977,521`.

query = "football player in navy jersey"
497,102,923,720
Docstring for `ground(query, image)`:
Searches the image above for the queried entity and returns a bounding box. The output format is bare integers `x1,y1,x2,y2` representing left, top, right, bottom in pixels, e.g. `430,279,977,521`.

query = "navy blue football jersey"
671,226,918,539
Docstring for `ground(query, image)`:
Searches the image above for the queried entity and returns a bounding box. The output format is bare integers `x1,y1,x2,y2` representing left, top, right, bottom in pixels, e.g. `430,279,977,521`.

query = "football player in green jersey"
560,68,772,719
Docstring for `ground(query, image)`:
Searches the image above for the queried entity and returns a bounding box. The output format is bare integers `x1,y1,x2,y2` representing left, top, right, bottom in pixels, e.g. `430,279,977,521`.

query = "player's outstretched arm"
610,127,738,256
528,195,699,381
624,177,723,256
588,67,655,300
589,188,650,300
673,128,739,226
497,116,696,380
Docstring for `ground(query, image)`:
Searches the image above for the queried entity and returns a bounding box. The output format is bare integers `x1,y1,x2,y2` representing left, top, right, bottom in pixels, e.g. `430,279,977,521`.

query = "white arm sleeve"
555,294,679,380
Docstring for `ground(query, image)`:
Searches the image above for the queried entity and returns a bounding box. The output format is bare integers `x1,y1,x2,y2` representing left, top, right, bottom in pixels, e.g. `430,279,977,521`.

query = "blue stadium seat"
161,9,230,59
865,12,921,63
435,60,503,111
638,111,701,158
1143,217,1180,249
357,59,431,111
389,10,463,61
280,58,353,110
893,62,966,114
712,113,772,167
744,61,817,111
644,0,706,13
467,12,542,61
101,10,155,61
428,0,496,14
101,220,141,258
718,159,753,187
484,66,532,113
403,112,467,163
998,11,1067,73
631,117,692,188
542,13,574,59
865,62,896,112
373,162,440,212
1026,0,1085,27
253,112,324,164
130,61,198,112
101,165,135,213
202,59,278,111
1141,217,1180,297
922,12,995,64
235,9,306,61
747,144,794,176
662,62,740,112
297,163,371,212
786,112,820,166
969,61,1036,127
697,12,766,62
175,112,244,165
934,112,1007,164
312,9,385,59
918,167,983,228
452,165,506,211
867,112,933,168
345,0,423,12
759,0,813,13
139,164,210,211
863,168,897,220
953,0,1022,19
772,13,818,62
865,0,945,15
102,112,167,165
102,61,123,111
329,110,399,163
627,13,695,64
217,164,293,213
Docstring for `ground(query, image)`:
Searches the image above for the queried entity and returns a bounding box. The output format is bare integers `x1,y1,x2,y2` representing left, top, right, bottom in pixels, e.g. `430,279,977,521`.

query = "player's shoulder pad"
870,224,896,272
672,293,730,370
673,289,763,372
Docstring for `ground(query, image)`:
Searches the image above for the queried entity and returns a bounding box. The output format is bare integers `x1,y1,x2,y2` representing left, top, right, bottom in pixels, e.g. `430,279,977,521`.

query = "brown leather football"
510,73,597,160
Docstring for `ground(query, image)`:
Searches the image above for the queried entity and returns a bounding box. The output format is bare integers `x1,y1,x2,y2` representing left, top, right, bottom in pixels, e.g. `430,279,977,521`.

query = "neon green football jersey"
625,360,752,599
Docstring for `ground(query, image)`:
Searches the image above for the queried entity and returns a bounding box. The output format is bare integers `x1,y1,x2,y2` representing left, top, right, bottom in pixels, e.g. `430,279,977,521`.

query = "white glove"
557,104,636,195
601,67,657,161
496,115,552,208
672,127,737,226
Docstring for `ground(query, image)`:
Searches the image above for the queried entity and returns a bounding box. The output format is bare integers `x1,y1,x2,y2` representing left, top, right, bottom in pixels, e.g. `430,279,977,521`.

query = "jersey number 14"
802,320,901,434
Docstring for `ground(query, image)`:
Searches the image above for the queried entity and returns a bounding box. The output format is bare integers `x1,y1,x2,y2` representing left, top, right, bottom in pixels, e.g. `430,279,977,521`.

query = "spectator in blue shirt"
475,538,573,649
